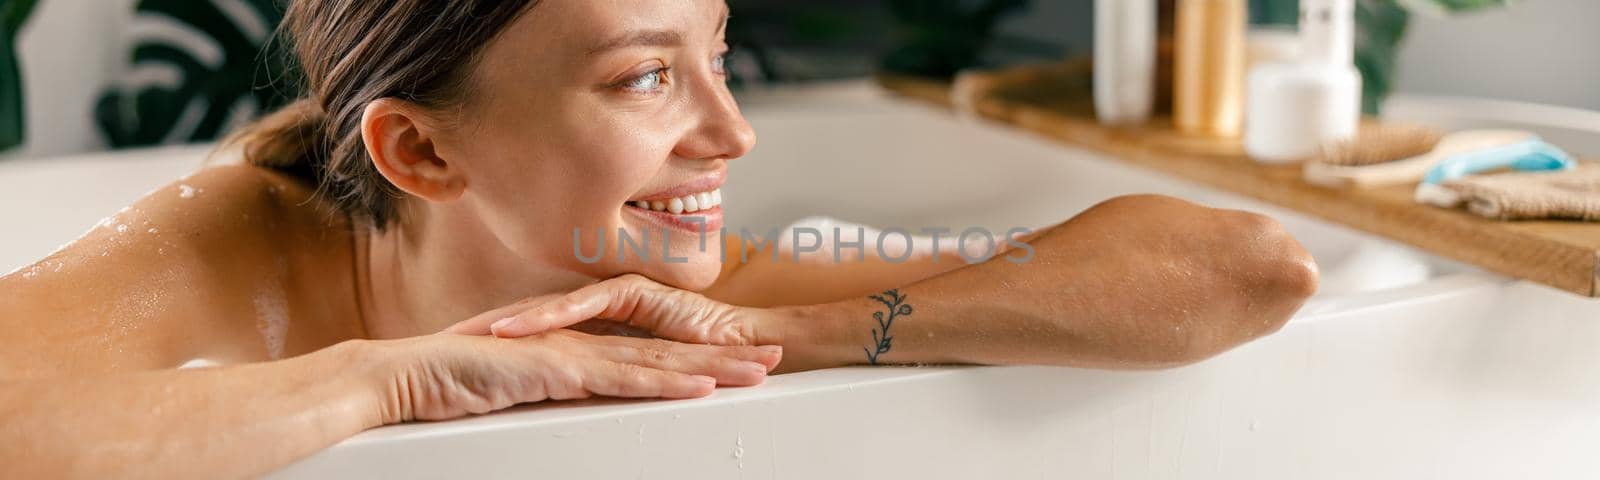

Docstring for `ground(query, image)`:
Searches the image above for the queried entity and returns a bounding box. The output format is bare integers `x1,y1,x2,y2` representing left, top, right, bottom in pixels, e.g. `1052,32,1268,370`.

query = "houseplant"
1,0,37,153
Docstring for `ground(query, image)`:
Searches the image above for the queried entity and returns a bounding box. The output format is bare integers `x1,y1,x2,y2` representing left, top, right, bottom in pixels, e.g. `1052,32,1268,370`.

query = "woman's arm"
701,219,976,308
482,195,1319,372
769,196,1317,371
0,341,384,479
1,330,780,479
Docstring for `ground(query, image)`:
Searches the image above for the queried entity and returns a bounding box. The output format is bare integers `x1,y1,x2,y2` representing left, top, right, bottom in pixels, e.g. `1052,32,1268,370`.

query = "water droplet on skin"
178,185,198,199
148,228,158,234
116,224,128,233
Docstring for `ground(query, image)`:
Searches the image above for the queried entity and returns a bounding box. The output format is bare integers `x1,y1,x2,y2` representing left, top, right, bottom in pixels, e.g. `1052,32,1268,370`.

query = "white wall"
6,0,136,160
1395,0,1600,111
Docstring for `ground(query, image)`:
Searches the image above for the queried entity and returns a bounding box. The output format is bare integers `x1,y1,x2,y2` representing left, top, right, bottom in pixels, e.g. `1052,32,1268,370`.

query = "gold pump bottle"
1173,0,1247,137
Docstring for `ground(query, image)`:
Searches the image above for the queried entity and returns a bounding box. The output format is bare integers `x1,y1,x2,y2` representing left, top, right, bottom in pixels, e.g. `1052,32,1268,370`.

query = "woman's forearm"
766,195,1319,372
0,340,389,479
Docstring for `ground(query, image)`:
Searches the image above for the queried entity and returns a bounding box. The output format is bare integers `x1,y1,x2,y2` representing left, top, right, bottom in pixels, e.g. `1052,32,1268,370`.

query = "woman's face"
437,0,754,290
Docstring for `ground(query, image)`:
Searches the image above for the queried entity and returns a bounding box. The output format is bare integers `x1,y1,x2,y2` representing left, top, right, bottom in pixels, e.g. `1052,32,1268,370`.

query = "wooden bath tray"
877,62,1600,298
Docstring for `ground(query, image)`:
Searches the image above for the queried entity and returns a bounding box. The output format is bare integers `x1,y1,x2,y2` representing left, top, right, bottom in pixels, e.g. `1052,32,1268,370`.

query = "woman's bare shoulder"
155,164,346,242
0,164,360,375
95,164,353,280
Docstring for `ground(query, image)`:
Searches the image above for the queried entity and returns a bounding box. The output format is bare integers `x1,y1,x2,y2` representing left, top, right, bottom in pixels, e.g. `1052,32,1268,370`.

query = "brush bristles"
1314,124,1445,167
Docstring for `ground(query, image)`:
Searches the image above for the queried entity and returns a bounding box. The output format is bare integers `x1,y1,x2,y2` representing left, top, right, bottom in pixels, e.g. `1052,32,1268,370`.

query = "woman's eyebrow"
588,30,684,55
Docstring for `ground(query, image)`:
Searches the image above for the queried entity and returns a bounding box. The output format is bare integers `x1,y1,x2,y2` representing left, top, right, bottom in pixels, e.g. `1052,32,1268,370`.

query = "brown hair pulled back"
231,0,536,228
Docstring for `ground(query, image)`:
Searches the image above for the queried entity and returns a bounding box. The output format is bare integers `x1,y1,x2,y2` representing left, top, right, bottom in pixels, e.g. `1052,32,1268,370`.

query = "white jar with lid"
1244,0,1363,164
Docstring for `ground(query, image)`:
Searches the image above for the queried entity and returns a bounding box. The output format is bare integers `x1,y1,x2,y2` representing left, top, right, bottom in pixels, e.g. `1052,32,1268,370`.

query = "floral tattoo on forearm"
863,289,913,365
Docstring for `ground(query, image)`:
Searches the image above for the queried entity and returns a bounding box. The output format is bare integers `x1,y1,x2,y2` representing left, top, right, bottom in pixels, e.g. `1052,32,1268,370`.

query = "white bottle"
1094,0,1157,126
1244,0,1363,164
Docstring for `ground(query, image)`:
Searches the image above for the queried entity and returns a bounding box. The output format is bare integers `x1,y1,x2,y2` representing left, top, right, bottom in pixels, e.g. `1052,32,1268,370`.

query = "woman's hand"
442,274,775,347
375,327,781,423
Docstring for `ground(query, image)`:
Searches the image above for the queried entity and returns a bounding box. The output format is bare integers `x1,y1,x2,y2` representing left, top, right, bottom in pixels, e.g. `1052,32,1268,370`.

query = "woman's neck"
356,205,595,339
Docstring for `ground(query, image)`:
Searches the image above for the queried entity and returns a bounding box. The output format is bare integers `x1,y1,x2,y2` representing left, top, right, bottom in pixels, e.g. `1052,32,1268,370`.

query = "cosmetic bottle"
1244,0,1363,163
1173,0,1247,137
1094,0,1158,125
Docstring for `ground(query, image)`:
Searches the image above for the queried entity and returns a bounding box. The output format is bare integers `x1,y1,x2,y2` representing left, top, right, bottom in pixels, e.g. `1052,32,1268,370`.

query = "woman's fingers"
441,274,767,352
439,293,564,335
578,360,716,400
488,274,760,347
488,278,636,338
591,335,782,371
584,337,780,386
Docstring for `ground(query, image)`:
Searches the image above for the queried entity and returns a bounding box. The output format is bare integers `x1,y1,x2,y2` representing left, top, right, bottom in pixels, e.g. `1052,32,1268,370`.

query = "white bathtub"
4,82,1598,479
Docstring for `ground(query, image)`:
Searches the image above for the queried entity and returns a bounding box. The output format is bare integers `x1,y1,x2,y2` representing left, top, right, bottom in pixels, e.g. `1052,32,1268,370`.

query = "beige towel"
1443,163,1600,221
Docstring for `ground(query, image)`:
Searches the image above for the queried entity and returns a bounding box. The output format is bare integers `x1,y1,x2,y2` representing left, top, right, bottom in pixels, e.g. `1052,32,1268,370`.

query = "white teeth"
629,188,724,214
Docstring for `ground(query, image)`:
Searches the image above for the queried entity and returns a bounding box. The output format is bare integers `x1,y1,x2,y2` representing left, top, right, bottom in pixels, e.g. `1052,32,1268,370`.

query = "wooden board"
878,63,1600,298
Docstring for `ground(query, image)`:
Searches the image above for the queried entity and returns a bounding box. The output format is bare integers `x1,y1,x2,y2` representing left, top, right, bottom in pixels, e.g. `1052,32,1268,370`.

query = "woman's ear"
361,98,466,202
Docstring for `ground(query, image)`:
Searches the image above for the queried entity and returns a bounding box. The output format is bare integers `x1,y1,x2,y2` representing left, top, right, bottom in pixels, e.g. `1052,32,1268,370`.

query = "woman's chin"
635,255,724,292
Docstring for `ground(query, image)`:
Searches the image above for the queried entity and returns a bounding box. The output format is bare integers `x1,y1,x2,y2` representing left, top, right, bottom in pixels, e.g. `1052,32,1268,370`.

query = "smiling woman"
0,0,1316,478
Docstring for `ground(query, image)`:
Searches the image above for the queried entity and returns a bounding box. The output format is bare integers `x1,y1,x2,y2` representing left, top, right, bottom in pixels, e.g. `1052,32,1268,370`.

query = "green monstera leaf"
1,0,38,153
95,0,296,148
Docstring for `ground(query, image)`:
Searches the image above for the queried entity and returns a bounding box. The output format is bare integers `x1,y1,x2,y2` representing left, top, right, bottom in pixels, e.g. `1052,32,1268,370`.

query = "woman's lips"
625,171,726,234
629,171,725,203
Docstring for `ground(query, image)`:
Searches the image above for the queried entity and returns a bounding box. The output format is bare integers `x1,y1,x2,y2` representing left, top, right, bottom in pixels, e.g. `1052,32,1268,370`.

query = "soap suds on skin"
253,260,292,360
179,358,220,369
254,289,289,360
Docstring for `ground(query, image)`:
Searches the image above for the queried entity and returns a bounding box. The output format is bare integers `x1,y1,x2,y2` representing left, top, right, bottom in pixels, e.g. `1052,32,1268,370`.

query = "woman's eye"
624,69,665,92
713,48,736,76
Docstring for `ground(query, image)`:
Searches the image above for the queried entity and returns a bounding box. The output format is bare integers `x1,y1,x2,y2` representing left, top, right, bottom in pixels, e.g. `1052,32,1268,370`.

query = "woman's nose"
674,80,757,161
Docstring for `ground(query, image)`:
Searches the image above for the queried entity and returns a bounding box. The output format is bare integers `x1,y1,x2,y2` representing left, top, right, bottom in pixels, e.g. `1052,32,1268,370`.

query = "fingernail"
744,362,769,376
489,317,516,333
694,375,717,386
758,345,783,355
